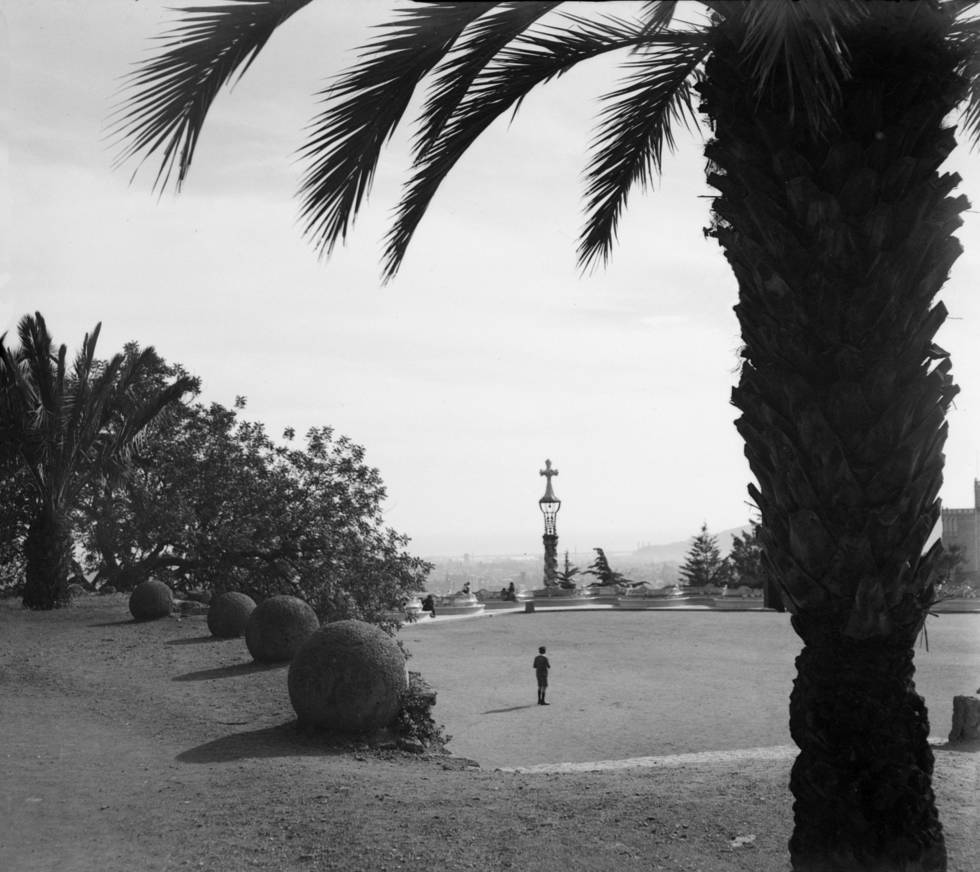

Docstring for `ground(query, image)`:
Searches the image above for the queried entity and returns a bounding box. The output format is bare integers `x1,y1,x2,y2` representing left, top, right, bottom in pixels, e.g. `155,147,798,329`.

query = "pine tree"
678,523,728,589
583,548,627,587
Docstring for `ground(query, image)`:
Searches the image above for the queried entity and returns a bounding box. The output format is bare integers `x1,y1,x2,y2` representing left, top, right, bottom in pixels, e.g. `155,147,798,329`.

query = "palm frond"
81,374,196,499
62,329,110,484
638,1,681,39
944,0,980,20
580,30,710,269
15,313,55,414
415,2,562,152
383,12,651,280
297,2,496,259
112,0,314,191
949,10,980,147
727,0,863,130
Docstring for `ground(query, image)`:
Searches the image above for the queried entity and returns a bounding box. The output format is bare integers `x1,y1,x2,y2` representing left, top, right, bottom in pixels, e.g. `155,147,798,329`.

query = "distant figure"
461,581,471,595
533,646,550,705
507,582,516,601
500,587,509,600
422,594,436,618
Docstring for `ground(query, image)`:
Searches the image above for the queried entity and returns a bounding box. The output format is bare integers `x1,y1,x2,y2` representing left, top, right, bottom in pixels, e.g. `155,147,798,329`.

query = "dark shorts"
536,672,548,688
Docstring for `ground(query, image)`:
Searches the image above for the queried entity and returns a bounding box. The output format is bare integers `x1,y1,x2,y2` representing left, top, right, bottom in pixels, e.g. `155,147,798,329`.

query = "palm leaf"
81,375,196,500
62,324,106,466
580,29,710,269
297,2,495,258
16,313,56,415
637,1,681,39
112,0,314,191
715,0,862,130
383,12,651,280
949,8,980,147
414,2,563,152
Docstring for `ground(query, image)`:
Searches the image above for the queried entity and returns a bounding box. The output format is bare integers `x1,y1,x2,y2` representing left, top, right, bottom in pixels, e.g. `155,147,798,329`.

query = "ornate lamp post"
539,459,561,588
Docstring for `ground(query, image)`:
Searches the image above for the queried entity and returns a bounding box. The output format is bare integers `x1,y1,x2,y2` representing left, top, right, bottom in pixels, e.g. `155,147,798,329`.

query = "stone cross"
540,459,558,502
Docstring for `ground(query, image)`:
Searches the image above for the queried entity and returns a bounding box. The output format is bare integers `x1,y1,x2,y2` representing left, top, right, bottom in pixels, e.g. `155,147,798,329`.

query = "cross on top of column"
540,458,559,503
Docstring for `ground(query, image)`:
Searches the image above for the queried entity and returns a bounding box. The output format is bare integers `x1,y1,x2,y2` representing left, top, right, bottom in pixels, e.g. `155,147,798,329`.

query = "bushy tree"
727,523,764,588
933,543,967,588
678,523,730,589
583,547,628,587
0,444,30,595
76,392,430,631
0,313,194,609
728,518,784,611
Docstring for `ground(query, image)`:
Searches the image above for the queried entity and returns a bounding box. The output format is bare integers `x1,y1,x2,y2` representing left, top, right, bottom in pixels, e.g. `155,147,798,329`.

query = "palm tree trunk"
699,5,967,869
789,615,944,871
22,507,72,609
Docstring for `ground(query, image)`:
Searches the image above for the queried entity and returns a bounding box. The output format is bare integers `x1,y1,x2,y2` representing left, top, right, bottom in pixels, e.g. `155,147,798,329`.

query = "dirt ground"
1,596,977,872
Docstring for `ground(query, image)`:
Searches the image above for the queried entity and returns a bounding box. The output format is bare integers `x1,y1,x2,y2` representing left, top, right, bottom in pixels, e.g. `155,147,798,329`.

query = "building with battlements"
940,479,980,581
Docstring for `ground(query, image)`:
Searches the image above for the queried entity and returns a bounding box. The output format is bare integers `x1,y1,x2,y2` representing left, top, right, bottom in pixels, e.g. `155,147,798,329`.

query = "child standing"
533,645,550,705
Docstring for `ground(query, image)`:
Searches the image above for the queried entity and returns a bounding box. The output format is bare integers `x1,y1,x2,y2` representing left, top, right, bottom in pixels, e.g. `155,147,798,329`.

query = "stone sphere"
288,620,407,734
244,595,319,663
207,592,256,638
129,579,173,621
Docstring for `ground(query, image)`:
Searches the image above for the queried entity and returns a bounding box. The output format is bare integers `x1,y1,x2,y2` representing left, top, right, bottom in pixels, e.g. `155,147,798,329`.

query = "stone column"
542,533,558,587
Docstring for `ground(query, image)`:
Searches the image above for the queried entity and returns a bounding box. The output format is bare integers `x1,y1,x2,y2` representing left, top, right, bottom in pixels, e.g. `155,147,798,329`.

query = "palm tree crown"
1,313,196,608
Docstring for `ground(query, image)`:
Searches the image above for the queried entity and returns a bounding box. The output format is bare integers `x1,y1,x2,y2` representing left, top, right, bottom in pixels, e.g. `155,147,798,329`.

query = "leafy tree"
0,313,194,609
76,393,430,631
555,550,581,589
116,2,980,867
933,543,967,588
582,547,628,587
0,443,30,595
728,518,784,611
727,522,764,589
678,522,730,589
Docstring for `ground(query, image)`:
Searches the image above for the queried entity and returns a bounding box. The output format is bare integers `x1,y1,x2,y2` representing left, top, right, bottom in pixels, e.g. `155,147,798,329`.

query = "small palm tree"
555,549,581,588
115,2,980,868
0,313,195,609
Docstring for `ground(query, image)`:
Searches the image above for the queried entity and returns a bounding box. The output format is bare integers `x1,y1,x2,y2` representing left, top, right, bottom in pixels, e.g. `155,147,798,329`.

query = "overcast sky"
4,1,980,557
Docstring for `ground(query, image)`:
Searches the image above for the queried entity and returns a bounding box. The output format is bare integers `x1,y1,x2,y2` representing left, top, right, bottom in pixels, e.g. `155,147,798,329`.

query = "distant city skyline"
5,2,980,558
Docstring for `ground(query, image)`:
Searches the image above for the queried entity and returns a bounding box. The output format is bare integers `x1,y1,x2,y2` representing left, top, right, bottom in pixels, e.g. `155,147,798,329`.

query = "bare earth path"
1,597,977,872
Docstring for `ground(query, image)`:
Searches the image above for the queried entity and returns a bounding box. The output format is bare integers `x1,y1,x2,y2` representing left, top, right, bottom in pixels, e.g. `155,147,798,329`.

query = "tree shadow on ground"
172,661,287,682
482,705,538,714
177,721,353,763
165,635,230,646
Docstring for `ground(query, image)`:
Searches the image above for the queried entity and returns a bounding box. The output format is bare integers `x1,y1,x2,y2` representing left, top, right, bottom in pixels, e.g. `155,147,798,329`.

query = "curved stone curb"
501,738,954,774
501,745,798,774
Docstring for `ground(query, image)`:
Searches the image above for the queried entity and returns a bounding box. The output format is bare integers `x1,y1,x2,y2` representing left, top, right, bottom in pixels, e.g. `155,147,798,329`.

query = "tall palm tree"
115,2,980,869
0,313,195,609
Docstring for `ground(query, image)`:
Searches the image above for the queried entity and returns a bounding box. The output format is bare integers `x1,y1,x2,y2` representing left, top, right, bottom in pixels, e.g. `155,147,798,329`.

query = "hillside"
632,524,751,563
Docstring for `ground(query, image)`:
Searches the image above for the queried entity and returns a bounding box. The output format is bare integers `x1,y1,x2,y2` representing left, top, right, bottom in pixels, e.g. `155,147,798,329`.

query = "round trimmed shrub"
288,620,407,734
207,592,256,638
245,595,319,663
129,579,173,621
